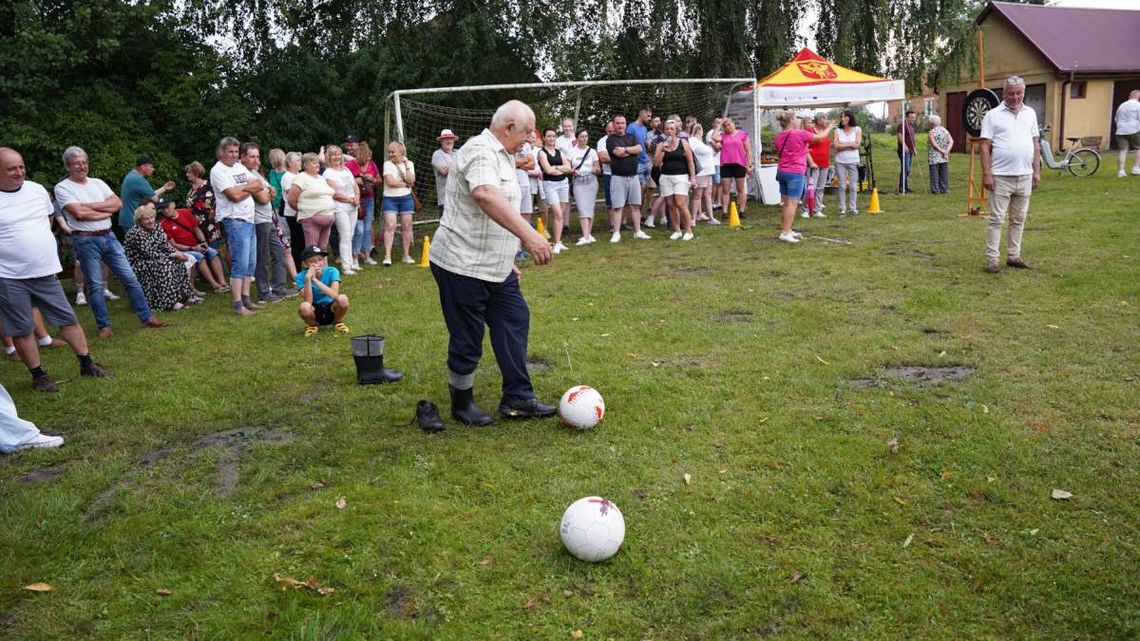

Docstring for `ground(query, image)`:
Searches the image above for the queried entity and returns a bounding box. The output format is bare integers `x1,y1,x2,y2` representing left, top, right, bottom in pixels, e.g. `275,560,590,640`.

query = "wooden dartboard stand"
964,30,988,217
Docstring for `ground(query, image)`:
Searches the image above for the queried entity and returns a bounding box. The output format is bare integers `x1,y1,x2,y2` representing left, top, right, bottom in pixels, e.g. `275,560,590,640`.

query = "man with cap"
432,129,459,218
54,146,169,338
119,155,176,235
295,245,350,337
344,134,360,162
0,146,114,391
428,100,556,426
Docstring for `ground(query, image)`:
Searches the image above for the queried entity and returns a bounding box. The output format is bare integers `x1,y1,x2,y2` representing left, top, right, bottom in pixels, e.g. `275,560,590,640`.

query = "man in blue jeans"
209,137,264,316
54,146,168,338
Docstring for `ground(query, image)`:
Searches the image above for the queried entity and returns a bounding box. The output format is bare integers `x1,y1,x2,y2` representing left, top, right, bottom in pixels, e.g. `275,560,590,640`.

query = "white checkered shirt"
429,128,522,282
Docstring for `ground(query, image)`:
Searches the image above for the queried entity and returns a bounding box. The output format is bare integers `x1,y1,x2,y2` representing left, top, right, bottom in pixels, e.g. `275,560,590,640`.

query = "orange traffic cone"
535,216,549,239
728,202,741,228
418,235,431,267
868,188,883,214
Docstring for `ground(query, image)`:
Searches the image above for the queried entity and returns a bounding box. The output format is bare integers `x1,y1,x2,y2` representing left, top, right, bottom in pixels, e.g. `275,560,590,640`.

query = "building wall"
939,13,1062,149
1061,80,1116,149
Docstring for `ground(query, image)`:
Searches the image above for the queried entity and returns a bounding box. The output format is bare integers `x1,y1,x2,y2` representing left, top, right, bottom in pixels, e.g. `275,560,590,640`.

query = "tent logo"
796,60,837,80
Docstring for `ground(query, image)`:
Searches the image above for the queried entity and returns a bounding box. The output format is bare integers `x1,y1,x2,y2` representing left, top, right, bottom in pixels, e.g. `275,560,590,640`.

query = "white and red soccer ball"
559,496,625,562
558,385,605,430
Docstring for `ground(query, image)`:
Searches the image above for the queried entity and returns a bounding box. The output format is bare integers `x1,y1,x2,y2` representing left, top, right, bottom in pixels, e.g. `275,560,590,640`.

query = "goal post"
384,78,761,222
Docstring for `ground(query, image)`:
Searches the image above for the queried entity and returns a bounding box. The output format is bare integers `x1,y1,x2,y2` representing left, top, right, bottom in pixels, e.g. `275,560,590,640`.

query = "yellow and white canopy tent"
755,48,904,108
731,48,904,202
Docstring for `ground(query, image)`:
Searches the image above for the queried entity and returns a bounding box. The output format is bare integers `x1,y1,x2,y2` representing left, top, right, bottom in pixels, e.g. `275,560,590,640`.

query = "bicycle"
1039,124,1100,177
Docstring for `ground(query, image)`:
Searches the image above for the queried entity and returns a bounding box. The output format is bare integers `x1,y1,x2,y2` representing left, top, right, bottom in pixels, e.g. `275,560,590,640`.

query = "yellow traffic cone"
535,216,549,239
418,235,431,267
868,188,883,214
728,201,741,228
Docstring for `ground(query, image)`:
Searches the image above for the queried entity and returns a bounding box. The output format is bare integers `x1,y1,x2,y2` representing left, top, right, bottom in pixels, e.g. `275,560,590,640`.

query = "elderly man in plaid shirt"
428,100,555,426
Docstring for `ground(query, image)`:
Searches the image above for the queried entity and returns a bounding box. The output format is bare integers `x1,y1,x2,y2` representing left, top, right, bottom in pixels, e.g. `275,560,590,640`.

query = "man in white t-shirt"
0,147,113,395
54,146,168,337
979,76,1041,273
1114,89,1140,178
209,136,264,316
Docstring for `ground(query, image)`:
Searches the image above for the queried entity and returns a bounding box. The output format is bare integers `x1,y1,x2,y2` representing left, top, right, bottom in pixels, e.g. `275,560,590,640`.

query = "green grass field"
2,141,1138,640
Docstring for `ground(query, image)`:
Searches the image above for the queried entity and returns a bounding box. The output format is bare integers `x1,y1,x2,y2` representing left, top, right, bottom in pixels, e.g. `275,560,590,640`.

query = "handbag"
395,162,423,213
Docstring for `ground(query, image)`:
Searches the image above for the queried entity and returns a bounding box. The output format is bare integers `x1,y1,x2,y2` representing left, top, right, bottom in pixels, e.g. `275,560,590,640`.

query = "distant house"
939,1,1140,153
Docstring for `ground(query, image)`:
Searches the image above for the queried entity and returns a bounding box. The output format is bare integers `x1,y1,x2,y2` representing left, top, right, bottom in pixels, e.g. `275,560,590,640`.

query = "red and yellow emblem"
796,60,837,80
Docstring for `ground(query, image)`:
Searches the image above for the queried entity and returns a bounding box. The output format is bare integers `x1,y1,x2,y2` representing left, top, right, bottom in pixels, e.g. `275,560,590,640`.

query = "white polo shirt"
980,102,1040,176
209,160,256,222
0,181,61,279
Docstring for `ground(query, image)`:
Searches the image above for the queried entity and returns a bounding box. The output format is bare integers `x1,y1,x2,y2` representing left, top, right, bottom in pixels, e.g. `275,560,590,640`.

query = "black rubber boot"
354,354,404,384
449,385,493,426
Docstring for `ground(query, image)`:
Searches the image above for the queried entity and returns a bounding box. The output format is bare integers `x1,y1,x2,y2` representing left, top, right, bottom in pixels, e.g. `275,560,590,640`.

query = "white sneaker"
15,433,64,451
1132,167,1140,175
778,231,800,243
850,210,859,216
707,218,721,225
1119,170,1128,178
587,235,597,244
793,231,804,238
552,242,567,254
633,230,651,240
103,289,120,300
800,212,810,218
75,291,87,306
696,214,709,221
363,256,378,265
402,256,416,264
839,210,847,217
669,231,683,240
576,237,591,246
342,268,357,275
815,212,826,218
644,218,655,228
682,232,694,241
610,232,621,243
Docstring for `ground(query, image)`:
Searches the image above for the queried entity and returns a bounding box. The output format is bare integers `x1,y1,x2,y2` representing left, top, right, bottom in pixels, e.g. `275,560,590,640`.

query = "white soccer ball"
559,496,625,562
559,385,605,430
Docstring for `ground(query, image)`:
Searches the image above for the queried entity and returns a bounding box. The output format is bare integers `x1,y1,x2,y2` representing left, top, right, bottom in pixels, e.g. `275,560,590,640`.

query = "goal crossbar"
385,77,756,144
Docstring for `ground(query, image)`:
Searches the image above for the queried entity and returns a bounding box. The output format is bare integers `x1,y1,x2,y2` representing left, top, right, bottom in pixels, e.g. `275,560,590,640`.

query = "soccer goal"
384,78,760,222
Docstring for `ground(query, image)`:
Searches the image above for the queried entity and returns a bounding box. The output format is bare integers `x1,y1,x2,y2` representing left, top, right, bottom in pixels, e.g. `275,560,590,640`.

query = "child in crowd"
295,245,350,337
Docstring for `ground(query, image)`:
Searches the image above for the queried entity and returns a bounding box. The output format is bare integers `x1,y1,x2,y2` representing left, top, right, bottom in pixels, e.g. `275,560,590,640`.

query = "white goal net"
385,79,757,221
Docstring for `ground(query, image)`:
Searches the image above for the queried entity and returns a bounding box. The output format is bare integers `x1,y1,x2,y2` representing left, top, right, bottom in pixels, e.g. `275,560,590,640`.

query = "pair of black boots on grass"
414,387,556,433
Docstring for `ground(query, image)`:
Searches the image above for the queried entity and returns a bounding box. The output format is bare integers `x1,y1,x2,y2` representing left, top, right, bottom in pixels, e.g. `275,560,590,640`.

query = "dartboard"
962,88,1000,137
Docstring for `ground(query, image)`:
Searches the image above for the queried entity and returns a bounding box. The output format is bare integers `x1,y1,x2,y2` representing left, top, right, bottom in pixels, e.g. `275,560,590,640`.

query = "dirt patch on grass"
299,380,333,405
526,357,553,374
887,247,936,259
385,585,418,619
82,427,292,523
852,365,975,389
674,266,711,276
18,463,68,485
922,328,949,337
713,310,755,323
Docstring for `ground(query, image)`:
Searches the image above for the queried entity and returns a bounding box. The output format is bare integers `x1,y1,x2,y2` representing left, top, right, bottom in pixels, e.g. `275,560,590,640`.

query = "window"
1070,82,1087,99
924,98,936,116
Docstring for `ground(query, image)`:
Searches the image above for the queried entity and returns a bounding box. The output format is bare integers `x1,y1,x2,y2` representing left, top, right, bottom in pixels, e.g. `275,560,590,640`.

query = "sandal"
304,325,319,338
213,284,231,293
333,322,349,334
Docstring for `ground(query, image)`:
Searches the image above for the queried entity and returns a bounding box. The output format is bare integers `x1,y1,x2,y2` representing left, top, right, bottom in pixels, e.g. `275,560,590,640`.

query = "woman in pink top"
773,111,833,243
718,117,753,217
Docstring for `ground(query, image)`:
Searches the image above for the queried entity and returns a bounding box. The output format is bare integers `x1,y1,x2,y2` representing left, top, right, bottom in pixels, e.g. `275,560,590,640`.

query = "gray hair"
217,136,240,151
491,100,535,130
928,114,941,126
285,151,303,168
1005,76,1025,89
62,146,87,166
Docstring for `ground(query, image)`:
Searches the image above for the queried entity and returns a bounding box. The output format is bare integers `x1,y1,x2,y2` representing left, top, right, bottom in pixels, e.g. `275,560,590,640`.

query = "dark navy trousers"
431,263,534,402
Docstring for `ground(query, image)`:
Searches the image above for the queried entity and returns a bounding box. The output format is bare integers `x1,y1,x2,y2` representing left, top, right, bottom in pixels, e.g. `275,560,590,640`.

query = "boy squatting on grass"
295,245,350,337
